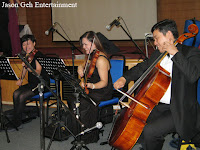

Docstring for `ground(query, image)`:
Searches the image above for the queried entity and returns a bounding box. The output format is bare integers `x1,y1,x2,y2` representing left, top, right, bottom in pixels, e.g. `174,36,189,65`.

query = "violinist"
75,31,113,144
114,19,200,150
8,34,50,131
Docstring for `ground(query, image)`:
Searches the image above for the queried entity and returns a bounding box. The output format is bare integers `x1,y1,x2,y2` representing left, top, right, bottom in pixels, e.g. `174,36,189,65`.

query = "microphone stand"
114,20,148,60
58,68,97,150
51,28,83,77
18,54,84,150
18,54,46,150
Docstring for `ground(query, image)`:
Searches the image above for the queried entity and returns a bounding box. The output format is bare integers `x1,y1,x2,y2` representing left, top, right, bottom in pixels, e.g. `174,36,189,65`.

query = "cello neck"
119,51,167,102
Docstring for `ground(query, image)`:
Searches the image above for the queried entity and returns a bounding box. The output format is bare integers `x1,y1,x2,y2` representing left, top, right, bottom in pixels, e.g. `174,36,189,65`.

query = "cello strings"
119,52,167,102
118,39,179,106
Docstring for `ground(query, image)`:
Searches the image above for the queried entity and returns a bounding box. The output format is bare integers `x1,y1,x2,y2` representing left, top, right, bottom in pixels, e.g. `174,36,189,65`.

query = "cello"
108,24,199,150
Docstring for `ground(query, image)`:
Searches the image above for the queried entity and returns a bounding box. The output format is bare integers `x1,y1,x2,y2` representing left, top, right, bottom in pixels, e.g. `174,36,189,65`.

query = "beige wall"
17,0,200,48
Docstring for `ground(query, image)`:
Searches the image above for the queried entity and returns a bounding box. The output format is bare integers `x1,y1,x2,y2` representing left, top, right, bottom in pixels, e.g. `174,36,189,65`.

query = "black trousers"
139,103,176,150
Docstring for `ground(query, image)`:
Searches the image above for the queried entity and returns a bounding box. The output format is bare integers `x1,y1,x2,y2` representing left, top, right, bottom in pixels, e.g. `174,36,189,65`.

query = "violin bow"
83,37,96,75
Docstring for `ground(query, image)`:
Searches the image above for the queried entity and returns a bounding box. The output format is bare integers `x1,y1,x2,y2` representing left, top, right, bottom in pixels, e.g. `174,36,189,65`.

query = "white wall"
51,0,157,41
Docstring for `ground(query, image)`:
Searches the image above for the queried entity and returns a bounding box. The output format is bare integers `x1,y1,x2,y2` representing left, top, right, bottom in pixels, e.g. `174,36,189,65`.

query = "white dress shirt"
159,54,173,104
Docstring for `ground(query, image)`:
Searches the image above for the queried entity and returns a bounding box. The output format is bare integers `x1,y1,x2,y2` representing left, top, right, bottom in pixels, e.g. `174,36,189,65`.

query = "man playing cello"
114,19,200,150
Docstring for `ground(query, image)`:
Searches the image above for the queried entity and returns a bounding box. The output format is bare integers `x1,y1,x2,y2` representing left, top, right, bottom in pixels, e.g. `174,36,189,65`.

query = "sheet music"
37,57,68,77
0,57,18,80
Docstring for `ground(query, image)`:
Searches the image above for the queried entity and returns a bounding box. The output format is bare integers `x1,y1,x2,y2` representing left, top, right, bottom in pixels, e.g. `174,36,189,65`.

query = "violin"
26,49,38,63
19,49,38,83
108,24,199,150
83,49,100,94
23,49,38,68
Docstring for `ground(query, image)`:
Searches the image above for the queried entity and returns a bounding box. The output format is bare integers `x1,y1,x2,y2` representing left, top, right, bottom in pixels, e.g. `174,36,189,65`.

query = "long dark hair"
80,31,106,54
151,19,179,39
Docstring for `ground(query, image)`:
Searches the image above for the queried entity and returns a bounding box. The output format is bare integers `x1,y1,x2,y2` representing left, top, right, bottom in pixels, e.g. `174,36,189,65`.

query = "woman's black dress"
70,55,113,144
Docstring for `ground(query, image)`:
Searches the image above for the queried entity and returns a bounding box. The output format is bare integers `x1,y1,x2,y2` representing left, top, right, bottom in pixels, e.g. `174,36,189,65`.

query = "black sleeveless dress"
71,55,113,144
87,55,113,103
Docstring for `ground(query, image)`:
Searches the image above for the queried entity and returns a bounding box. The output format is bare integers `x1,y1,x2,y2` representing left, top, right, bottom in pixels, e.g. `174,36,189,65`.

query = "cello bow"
118,23,199,103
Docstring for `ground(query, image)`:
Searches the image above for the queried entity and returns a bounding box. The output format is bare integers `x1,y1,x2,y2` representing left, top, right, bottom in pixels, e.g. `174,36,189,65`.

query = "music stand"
0,57,18,80
18,54,83,150
36,57,67,78
36,57,85,150
0,57,19,143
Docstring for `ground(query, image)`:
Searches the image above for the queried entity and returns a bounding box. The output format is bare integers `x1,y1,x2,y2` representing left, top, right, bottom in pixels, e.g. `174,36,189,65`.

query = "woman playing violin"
75,31,113,144
8,34,49,130
114,19,200,150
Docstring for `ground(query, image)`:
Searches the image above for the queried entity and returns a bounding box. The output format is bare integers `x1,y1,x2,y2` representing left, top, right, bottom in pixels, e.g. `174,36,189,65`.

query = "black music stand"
0,57,19,143
0,57,18,80
18,54,82,150
36,57,67,78
36,57,84,150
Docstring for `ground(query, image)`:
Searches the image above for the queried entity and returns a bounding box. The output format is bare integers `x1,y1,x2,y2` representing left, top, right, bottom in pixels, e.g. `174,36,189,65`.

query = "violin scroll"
26,49,38,63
